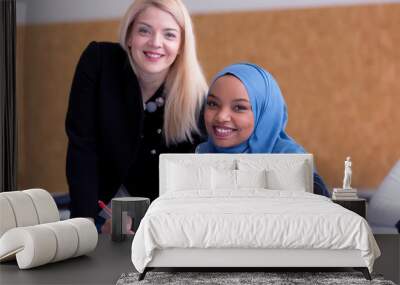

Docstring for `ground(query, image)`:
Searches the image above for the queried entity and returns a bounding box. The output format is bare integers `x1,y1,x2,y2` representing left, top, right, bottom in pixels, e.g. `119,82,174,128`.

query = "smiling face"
128,6,181,79
204,75,255,148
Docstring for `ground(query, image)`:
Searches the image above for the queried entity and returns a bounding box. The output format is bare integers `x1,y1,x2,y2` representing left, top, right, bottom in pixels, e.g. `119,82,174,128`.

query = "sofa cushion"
266,165,307,192
166,162,212,191
237,159,310,192
212,168,237,190
236,169,268,189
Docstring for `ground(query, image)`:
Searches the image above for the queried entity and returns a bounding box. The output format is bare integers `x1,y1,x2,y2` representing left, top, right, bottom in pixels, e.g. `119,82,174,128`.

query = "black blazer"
66,42,199,218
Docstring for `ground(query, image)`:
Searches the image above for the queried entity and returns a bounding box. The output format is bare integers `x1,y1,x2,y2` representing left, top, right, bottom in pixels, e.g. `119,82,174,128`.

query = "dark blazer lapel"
122,59,144,136
118,59,144,178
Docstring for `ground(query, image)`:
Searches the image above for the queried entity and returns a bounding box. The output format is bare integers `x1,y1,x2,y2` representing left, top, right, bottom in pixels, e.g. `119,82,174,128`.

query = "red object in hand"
98,200,112,217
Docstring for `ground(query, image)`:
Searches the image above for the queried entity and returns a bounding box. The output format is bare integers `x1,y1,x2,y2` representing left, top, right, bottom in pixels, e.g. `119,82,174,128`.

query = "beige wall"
17,3,400,193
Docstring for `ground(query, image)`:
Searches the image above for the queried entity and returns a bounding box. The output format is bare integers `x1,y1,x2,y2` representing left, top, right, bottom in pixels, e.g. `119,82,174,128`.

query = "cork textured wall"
17,3,400,193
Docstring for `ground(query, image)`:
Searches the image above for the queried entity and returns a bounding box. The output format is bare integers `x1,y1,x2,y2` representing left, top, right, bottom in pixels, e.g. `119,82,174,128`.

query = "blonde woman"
66,0,207,232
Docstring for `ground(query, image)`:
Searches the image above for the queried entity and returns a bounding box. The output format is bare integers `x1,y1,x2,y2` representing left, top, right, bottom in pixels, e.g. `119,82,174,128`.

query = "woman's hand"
101,215,135,234
101,218,112,234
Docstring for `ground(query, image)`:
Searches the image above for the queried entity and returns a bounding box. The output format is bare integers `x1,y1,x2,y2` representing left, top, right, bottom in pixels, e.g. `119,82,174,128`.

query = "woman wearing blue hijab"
198,63,330,197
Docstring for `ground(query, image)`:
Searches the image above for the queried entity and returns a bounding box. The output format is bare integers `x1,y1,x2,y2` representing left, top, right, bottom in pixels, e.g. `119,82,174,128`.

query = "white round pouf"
24,189,60,224
65,218,98,257
0,226,57,269
0,196,17,237
42,221,79,262
1,191,39,227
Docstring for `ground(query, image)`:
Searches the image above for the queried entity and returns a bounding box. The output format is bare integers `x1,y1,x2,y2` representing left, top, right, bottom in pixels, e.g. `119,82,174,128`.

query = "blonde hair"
119,0,208,145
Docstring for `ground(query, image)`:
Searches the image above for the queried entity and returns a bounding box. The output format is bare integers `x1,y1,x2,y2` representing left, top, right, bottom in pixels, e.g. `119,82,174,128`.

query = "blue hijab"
198,63,305,154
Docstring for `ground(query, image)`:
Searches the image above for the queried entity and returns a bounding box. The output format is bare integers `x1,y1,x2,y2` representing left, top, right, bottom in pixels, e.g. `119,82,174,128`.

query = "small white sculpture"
342,156,352,190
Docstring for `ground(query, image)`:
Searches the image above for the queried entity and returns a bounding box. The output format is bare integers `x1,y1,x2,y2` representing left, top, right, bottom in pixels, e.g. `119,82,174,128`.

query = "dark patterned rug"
116,271,396,285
